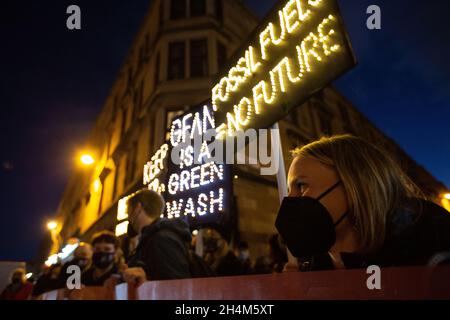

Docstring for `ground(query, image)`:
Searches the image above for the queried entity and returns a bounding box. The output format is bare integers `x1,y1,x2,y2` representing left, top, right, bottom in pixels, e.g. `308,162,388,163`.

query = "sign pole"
271,122,298,268
271,123,288,203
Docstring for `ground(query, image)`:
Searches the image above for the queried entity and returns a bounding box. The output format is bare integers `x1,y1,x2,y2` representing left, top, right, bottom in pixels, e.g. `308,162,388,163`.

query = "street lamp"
47,221,58,231
80,154,95,166
47,220,62,259
444,193,450,200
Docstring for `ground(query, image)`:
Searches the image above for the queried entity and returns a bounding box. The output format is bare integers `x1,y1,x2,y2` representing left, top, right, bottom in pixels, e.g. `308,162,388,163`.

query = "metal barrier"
39,266,450,300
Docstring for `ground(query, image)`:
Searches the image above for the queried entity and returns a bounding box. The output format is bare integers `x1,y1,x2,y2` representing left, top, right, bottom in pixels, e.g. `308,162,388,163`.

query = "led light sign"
211,0,356,137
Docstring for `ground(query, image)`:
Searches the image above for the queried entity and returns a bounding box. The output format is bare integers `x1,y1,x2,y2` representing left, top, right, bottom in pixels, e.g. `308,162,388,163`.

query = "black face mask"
92,252,115,269
127,222,139,238
127,205,142,238
275,181,349,258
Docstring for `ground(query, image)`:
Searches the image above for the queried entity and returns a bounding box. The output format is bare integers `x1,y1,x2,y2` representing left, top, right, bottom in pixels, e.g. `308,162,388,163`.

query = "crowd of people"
2,135,450,300
1,189,289,300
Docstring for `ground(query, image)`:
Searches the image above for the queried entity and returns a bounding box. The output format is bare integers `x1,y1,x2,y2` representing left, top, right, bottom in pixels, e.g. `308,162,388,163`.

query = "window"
318,111,332,136
159,1,165,26
106,128,113,157
144,34,151,60
112,96,118,122
126,67,133,93
217,41,227,72
85,192,91,205
132,81,143,121
190,39,208,78
154,52,160,85
71,201,81,219
120,108,128,137
168,41,185,80
215,0,223,21
171,0,186,20
98,180,105,216
112,165,120,200
126,142,138,185
165,109,185,140
138,45,145,68
191,0,206,17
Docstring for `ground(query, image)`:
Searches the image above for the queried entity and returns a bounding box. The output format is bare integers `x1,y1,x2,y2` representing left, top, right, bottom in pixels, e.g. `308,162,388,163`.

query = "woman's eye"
296,182,307,193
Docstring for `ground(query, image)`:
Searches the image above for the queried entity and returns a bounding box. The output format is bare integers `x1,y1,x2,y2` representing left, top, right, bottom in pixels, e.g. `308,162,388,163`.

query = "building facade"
45,0,449,263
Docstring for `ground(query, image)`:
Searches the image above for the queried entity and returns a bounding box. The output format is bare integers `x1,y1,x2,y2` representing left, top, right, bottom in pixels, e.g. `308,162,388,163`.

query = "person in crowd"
32,263,62,297
269,234,288,273
253,256,273,274
234,241,254,275
1,268,33,300
82,231,121,286
203,229,245,277
275,134,450,271
58,242,93,288
123,189,193,284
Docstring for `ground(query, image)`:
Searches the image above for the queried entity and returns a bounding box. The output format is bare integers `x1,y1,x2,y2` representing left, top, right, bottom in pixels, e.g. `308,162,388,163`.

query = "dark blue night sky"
1,0,449,262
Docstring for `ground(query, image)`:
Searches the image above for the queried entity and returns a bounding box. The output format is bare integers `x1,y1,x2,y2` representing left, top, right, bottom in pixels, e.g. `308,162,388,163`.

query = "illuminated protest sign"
143,105,232,228
138,0,355,229
212,0,356,137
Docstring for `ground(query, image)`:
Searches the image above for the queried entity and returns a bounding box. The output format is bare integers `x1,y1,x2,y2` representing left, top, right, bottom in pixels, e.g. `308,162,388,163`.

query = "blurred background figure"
1,268,33,300
253,256,273,275
269,234,288,273
234,241,254,275
203,229,244,277
58,242,93,288
82,231,121,286
32,263,62,297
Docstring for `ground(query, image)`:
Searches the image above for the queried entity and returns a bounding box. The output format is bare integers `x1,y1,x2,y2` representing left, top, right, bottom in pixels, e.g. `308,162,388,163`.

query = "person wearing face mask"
275,134,450,271
57,242,93,289
82,231,120,286
1,268,33,300
123,189,193,284
234,242,254,275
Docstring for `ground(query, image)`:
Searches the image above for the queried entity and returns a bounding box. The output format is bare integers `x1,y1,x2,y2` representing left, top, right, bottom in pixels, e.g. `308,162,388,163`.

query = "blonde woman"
275,135,450,271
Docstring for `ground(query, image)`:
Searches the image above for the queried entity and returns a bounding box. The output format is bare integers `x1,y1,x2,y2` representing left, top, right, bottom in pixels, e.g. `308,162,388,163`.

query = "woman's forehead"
289,156,316,176
289,156,337,180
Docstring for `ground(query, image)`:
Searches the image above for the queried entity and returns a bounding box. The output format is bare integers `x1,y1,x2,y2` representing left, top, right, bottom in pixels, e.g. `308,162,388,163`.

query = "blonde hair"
292,135,423,254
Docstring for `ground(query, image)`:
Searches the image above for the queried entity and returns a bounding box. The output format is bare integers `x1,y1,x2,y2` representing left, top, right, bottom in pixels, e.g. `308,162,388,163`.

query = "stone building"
44,0,449,263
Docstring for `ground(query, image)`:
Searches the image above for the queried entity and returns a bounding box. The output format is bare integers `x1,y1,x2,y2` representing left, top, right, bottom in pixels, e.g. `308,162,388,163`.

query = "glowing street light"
80,154,95,166
444,193,450,200
47,221,58,231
